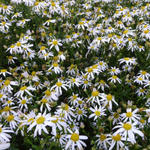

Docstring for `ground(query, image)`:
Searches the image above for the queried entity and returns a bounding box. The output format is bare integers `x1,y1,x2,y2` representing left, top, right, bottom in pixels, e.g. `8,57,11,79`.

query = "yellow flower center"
141,71,146,75
62,104,69,111
41,99,47,103
100,80,105,84
51,2,55,7
7,100,12,104
118,21,122,24
51,118,58,124
16,42,21,47
112,75,117,79
92,64,98,69
72,95,77,100
45,90,51,96
34,2,39,6
124,57,130,61
34,82,39,86
52,40,58,45
84,80,88,84
99,62,103,66
144,30,149,34
36,116,45,124
1,69,7,72
140,89,144,92
107,94,112,101
140,119,145,124
66,35,71,39
7,115,14,122
0,127,2,133
28,118,34,123
111,69,116,72
97,37,102,41
113,113,119,118
4,80,10,86
87,68,93,73
40,46,46,51
10,45,15,48
126,112,132,118
123,30,128,34
95,110,101,116
78,110,83,115
72,78,76,82
71,133,79,142
21,99,26,104
56,134,61,139
0,94,3,98
78,100,83,104
44,53,48,57
53,63,58,67
123,123,132,130
56,82,62,87
108,34,113,38
112,134,121,141
3,106,11,112
79,22,84,25
20,86,27,91
92,90,99,97
100,134,106,141
138,77,143,81
8,56,13,59
2,22,6,25
32,71,36,76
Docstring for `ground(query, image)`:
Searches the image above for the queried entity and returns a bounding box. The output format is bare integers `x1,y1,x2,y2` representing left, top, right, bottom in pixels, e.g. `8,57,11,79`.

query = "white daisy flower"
89,105,106,120
15,85,35,98
108,75,121,84
49,62,62,74
0,69,11,77
49,39,62,51
121,108,140,122
108,133,128,150
100,93,118,110
96,133,110,150
113,122,144,144
0,125,13,142
88,89,101,105
28,111,52,137
65,129,88,150
51,79,68,95
118,57,137,66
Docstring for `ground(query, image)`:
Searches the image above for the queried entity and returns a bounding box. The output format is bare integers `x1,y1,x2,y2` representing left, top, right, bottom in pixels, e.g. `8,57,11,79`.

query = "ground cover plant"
0,0,150,149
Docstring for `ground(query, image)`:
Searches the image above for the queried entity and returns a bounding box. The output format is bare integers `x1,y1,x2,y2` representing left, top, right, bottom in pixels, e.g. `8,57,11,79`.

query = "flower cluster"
0,0,150,149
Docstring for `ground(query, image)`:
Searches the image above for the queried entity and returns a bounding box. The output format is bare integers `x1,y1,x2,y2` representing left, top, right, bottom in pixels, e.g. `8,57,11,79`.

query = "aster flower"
107,133,129,150
100,93,118,110
88,89,102,105
28,111,53,137
113,121,144,144
0,125,13,142
121,108,140,122
49,39,62,51
89,105,106,120
108,75,121,84
118,57,137,66
0,69,11,77
65,129,88,150
96,133,110,149
51,79,68,95
15,85,35,98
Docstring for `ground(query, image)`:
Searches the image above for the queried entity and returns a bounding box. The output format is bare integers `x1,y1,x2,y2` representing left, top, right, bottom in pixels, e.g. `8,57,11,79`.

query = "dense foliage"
0,0,150,149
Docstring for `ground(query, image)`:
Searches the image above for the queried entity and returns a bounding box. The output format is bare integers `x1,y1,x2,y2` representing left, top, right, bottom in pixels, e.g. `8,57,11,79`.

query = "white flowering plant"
0,0,150,149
